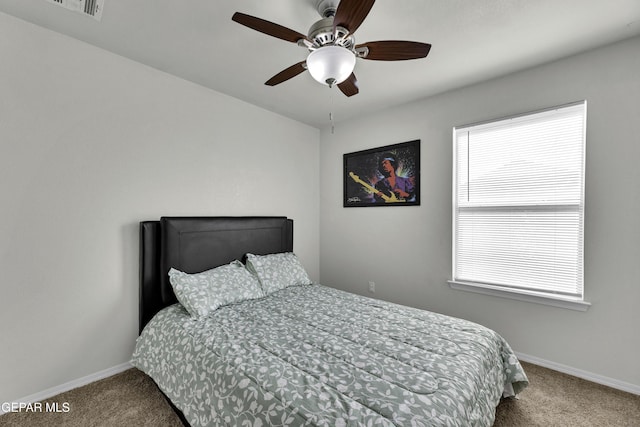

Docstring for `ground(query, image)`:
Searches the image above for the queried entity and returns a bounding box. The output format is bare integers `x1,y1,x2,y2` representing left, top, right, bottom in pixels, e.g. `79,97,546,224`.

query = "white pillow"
245,252,312,295
168,260,264,318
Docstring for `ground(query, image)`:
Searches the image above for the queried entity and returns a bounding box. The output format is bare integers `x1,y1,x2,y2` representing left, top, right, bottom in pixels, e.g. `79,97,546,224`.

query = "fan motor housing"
308,17,354,49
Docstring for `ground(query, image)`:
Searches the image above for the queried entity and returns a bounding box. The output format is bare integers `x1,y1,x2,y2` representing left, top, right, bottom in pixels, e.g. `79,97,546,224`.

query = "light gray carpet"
1,361,638,426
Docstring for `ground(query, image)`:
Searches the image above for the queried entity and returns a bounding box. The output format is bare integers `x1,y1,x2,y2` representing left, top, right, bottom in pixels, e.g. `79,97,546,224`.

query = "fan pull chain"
329,90,335,134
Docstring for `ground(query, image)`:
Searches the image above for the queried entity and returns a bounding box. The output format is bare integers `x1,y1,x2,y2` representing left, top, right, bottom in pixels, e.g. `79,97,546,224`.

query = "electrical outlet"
368,281,375,293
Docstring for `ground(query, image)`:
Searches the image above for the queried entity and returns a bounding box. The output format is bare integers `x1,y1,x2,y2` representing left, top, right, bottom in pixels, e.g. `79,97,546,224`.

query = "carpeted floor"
0,368,183,427
1,361,638,426
494,362,640,426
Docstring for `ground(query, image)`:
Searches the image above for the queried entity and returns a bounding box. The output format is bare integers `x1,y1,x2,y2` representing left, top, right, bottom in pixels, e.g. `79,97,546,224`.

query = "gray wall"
320,36,640,390
0,12,320,403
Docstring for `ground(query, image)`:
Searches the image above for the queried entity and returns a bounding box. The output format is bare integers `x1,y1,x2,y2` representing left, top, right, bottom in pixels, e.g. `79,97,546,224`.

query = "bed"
132,216,528,427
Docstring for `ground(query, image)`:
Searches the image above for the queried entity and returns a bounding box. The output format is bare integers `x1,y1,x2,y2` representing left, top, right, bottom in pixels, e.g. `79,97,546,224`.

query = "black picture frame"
343,140,420,207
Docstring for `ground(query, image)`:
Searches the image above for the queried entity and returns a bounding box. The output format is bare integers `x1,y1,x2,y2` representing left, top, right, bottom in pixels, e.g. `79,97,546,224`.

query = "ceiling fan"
232,0,432,97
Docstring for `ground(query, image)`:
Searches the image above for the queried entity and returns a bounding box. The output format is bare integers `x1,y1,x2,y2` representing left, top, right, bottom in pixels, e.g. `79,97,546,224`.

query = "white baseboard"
516,352,640,395
0,362,132,416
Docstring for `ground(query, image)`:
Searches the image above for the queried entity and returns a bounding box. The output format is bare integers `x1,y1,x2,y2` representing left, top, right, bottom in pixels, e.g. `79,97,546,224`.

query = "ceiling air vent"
44,0,104,21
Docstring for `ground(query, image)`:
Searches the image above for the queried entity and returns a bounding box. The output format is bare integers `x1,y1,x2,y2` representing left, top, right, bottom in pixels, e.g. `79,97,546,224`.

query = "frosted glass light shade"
306,46,356,87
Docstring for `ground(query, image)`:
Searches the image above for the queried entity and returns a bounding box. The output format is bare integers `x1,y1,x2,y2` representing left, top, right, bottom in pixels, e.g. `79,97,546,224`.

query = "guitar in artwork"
348,172,406,203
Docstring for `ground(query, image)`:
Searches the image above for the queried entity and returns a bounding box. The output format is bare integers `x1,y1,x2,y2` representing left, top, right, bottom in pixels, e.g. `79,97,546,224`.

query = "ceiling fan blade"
232,12,308,43
333,0,375,35
337,73,359,97
265,61,307,86
357,41,432,61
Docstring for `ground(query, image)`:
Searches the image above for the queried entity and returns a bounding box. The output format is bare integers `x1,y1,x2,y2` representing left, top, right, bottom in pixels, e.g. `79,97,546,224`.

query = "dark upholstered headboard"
139,217,293,334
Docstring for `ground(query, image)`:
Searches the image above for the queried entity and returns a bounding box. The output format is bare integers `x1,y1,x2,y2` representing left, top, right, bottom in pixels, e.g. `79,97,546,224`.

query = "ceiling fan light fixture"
233,0,431,96
306,45,356,87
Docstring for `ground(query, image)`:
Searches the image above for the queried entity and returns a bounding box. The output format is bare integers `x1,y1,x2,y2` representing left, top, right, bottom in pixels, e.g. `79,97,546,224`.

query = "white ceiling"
1,0,639,128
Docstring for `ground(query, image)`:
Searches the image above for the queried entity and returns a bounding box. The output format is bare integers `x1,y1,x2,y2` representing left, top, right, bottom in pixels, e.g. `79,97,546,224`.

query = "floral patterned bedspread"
132,284,528,427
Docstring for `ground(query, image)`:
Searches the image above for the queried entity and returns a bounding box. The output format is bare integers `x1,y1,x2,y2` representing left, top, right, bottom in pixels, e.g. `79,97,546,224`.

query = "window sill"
448,280,591,312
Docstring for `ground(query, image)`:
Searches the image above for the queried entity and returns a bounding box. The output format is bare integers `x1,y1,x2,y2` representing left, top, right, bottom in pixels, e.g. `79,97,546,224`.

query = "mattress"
132,284,528,427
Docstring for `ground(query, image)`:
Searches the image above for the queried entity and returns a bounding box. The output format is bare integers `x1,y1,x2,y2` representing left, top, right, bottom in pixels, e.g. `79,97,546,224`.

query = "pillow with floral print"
168,260,264,318
245,252,312,295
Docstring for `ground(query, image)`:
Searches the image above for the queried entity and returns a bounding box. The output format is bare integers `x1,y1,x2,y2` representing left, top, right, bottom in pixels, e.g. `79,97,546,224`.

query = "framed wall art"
343,139,420,207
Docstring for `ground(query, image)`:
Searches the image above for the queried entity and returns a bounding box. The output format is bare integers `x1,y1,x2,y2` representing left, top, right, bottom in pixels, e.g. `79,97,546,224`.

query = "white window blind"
453,101,586,300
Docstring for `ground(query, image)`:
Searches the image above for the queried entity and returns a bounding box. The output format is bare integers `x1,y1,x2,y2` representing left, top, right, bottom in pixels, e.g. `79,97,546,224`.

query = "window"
450,101,589,310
